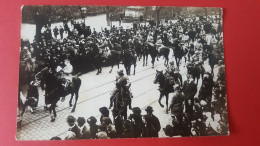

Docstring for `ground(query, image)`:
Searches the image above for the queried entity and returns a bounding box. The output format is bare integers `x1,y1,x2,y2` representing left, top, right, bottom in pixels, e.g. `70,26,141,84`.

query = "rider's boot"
129,99,132,109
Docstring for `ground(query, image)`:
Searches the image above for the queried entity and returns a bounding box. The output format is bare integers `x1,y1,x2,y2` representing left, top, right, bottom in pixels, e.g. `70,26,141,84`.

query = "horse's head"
154,70,164,84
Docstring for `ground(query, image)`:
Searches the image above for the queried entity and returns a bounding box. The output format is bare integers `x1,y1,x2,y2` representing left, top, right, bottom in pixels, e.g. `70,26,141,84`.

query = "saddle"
61,78,71,88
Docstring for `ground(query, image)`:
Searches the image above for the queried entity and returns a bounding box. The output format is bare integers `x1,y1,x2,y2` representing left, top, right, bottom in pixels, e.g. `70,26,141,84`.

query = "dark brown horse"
187,62,205,84
154,70,175,114
122,50,137,75
94,43,122,75
144,43,158,68
158,47,170,67
35,67,81,122
111,88,130,120
173,43,187,69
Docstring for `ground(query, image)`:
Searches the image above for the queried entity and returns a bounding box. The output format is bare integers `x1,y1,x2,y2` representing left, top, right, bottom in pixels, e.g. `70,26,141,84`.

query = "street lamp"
81,7,87,25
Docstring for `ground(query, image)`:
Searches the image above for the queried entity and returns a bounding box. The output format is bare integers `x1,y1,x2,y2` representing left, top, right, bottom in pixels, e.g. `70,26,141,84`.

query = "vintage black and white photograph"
17,5,229,140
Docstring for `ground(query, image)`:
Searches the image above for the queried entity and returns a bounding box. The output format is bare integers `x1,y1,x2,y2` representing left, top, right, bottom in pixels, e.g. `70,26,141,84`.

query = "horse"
122,50,137,75
145,43,158,68
107,50,122,73
157,47,170,67
172,43,187,69
35,67,81,122
94,42,122,75
154,70,175,113
186,62,205,84
111,88,130,120
107,43,123,73
133,39,143,61
141,42,150,66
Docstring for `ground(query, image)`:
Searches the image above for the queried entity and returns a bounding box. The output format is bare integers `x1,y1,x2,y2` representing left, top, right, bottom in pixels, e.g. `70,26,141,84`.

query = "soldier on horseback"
98,37,111,59
164,61,182,86
109,70,133,109
56,59,73,88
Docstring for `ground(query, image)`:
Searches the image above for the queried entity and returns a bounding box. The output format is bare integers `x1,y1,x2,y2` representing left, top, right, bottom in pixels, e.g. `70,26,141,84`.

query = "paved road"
16,49,212,140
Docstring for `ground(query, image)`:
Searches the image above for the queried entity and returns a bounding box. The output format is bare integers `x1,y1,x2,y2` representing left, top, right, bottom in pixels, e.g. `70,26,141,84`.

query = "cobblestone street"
17,49,213,140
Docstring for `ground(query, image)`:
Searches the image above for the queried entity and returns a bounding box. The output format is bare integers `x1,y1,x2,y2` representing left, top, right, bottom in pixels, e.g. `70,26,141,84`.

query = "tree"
22,6,83,41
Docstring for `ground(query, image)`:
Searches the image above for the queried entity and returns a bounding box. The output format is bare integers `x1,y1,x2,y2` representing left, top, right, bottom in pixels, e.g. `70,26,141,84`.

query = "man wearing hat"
129,107,145,138
112,108,124,137
143,106,161,137
99,107,110,124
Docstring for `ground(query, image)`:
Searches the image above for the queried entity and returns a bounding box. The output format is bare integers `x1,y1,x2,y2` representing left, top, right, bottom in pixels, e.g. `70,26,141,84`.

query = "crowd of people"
51,106,161,140
19,13,228,139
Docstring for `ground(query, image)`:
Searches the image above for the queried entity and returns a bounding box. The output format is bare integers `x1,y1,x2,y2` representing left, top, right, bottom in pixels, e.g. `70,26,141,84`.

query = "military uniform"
109,72,132,109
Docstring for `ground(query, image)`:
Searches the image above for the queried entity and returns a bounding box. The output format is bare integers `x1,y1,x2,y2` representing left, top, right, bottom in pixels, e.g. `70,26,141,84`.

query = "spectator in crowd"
87,116,98,139
67,115,80,138
53,26,59,38
99,107,110,124
77,117,91,139
59,26,64,39
112,108,124,137
143,106,161,137
20,14,227,139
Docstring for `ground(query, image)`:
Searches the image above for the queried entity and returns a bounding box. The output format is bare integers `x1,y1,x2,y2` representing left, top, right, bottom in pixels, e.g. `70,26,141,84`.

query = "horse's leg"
124,65,128,75
166,94,169,114
151,57,155,68
129,64,131,76
211,65,214,76
133,63,136,75
96,67,100,75
143,55,145,66
50,103,55,122
176,57,179,69
146,55,148,66
117,62,120,69
123,108,127,120
69,93,73,107
53,105,57,118
109,63,114,73
158,93,164,107
71,94,77,113
166,55,169,67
